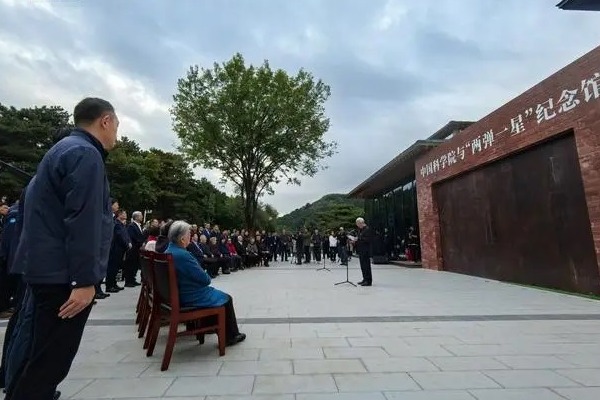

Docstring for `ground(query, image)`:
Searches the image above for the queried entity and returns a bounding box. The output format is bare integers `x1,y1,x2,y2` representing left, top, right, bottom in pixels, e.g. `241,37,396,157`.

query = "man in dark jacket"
354,217,374,286
105,210,131,292
124,211,144,287
6,98,118,400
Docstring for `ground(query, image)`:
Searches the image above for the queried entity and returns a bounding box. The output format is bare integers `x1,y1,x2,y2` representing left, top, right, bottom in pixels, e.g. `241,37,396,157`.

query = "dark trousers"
338,246,348,264
303,246,311,263
105,253,123,288
0,278,25,388
0,265,18,312
7,284,92,400
124,249,141,284
312,246,322,262
201,295,240,343
359,253,372,284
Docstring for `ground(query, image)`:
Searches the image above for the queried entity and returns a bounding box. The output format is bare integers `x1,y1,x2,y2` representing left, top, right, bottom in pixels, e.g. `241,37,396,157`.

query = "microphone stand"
316,249,330,272
335,246,355,286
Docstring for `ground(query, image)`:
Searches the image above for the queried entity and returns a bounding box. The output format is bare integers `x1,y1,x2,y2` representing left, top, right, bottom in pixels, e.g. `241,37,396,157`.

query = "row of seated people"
163,220,246,347
144,221,271,278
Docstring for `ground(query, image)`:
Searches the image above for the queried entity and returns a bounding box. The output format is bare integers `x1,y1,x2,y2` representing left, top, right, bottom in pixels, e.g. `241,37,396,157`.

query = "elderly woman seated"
166,221,246,346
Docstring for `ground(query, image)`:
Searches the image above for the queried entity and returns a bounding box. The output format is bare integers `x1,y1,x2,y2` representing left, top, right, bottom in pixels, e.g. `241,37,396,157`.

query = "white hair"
356,217,365,224
168,220,191,243
132,211,143,220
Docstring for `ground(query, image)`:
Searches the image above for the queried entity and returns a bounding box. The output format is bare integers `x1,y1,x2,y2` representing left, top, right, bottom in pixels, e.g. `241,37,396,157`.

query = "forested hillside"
277,193,364,232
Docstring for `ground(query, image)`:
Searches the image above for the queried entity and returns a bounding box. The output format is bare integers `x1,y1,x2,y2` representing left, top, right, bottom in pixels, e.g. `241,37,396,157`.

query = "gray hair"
356,217,365,224
168,220,191,244
132,211,143,220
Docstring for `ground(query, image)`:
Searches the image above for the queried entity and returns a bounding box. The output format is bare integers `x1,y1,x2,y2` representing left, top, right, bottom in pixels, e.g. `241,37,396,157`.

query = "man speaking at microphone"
354,217,374,286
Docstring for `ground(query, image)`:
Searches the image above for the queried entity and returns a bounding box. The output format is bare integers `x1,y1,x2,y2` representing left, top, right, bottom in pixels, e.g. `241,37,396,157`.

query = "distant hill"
277,193,364,232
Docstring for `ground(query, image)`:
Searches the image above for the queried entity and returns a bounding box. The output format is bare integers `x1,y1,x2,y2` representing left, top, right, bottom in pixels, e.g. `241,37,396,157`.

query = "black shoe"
124,281,140,288
54,390,61,400
94,293,110,300
359,281,372,286
106,286,121,293
223,270,231,274
227,333,246,346
357,280,365,285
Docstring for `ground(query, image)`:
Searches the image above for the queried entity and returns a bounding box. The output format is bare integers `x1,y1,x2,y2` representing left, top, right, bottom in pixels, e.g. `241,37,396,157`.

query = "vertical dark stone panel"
435,134,600,294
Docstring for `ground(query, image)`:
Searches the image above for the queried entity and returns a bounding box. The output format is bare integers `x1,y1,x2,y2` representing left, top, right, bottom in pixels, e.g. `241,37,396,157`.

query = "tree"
0,103,70,202
171,53,337,229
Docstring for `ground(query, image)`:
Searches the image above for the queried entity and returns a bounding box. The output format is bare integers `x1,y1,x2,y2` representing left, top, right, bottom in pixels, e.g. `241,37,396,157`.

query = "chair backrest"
139,250,154,289
151,252,181,312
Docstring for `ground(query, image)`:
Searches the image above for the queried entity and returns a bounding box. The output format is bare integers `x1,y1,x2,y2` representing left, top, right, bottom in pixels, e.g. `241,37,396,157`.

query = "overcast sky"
1,0,599,215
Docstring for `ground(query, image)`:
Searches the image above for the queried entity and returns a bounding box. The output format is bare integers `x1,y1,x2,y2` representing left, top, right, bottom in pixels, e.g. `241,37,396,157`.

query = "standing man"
355,217,374,286
124,211,144,287
7,98,118,400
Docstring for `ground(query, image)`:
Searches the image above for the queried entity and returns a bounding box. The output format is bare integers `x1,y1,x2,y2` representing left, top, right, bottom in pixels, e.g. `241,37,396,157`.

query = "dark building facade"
350,45,600,294
416,46,600,294
349,122,473,259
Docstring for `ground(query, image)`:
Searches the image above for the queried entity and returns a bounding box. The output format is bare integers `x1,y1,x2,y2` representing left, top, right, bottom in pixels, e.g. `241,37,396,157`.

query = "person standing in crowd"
328,231,337,262
337,227,348,266
354,217,374,286
124,211,144,287
6,97,118,400
105,210,131,293
311,229,322,263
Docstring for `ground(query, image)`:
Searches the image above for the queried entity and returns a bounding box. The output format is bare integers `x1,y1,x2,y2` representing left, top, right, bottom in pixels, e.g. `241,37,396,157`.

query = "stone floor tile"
260,347,324,360
206,395,294,400
292,337,350,348
403,336,464,346
241,338,292,349
557,354,600,367
140,360,222,377
409,371,500,390
347,337,406,347
218,360,293,375
483,370,580,388
74,377,174,398
253,374,338,394
362,357,439,373
57,379,94,398
383,344,455,357
165,376,255,396
334,372,420,392
552,387,600,400
494,355,577,369
294,359,367,374
469,388,566,400
555,368,600,386
385,390,476,400
297,393,387,400
66,362,152,379
323,347,389,359
427,356,508,371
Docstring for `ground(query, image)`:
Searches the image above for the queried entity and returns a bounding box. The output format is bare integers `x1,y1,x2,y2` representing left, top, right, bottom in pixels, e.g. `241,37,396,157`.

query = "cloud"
1,0,600,216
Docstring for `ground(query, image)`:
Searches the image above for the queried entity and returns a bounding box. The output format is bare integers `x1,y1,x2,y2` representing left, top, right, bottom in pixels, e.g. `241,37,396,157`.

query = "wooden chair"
145,252,226,371
136,250,154,341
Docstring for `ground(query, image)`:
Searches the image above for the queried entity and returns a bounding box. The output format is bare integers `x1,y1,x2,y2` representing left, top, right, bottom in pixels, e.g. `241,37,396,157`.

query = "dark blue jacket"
0,204,19,274
109,220,130,265
19,129,113,288
166,243,228,308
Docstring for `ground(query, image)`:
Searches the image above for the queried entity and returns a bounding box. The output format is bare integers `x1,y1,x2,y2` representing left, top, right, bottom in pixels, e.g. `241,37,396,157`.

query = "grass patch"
512,282,600,301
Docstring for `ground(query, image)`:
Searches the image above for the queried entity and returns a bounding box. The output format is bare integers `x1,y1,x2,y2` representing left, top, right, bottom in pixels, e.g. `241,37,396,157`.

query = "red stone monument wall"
415,45,600,275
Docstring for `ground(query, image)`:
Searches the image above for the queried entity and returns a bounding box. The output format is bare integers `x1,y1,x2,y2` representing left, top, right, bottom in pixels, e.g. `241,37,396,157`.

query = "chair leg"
135,287,145,323
145,311,161,356
161,321,179,371
217,310,226,356
138,302,150,339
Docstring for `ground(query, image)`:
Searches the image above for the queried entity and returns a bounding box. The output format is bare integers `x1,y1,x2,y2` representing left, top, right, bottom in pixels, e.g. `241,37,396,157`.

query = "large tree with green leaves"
171,53,337,229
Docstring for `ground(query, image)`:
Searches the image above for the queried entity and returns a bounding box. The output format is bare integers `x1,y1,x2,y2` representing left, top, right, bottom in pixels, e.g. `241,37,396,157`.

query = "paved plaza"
3,259,600,399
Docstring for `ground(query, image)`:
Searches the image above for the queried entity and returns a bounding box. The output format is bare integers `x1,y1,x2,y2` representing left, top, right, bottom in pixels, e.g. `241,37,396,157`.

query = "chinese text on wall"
420,72,600,178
